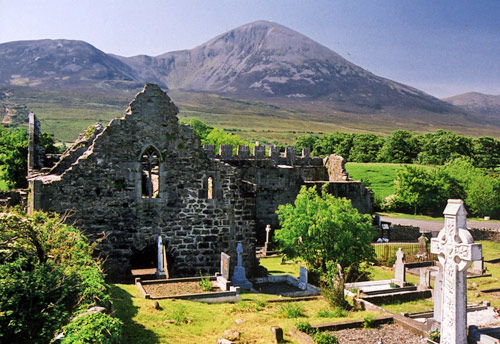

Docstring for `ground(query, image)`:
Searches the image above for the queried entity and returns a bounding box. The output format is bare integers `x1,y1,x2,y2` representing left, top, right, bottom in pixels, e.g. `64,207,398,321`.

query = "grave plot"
252,266,321,297
135,276,240,301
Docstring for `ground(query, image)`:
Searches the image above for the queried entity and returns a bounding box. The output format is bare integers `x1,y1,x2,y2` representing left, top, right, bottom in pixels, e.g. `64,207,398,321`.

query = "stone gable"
28,83,372,281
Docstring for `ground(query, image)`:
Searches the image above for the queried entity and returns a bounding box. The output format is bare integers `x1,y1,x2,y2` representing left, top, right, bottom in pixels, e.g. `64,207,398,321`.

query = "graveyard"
1,84,500,344
106,200,500,344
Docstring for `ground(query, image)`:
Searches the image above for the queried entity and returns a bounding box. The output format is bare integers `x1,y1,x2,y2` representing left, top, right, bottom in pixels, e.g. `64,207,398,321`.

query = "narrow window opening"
207,176,214,200
141,147,160,198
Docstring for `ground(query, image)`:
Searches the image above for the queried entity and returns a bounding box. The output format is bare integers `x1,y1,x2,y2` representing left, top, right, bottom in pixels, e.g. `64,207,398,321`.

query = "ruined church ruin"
27,84,371,280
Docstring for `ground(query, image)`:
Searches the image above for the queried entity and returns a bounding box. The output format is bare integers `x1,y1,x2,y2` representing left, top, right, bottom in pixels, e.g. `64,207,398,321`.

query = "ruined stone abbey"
27,84,371,280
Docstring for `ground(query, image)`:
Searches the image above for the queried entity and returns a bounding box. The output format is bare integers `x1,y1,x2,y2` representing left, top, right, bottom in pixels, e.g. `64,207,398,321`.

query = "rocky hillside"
443,92,500,121
0,39,146,90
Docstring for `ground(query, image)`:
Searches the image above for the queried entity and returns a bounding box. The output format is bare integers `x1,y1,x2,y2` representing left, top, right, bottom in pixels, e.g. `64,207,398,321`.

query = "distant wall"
206,145,373,243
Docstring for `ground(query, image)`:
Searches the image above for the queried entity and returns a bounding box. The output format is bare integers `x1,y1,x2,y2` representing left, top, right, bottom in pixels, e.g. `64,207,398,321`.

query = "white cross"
430,199,482,344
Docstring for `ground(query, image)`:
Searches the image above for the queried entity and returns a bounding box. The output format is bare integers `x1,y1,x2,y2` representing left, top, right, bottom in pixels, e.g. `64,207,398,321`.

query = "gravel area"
331,323,427,344
142,281,220,297
468,307,500,327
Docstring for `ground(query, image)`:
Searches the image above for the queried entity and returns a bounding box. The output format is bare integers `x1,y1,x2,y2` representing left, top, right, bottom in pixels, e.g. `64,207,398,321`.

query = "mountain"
443,92,500,121
0,39,147,90
0,20,486,135
118,20,459,115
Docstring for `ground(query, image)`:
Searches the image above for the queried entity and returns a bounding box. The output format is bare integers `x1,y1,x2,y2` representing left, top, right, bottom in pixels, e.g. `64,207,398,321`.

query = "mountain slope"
0,39,147,89
121,20,457,115
443,92,500,121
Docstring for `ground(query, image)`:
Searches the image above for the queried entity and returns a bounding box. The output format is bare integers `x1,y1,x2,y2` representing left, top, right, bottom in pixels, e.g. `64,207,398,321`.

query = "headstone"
433,266,443,322
471,257,485,275
264,224,272,255
217,252,231,291
232,242,252,290
419,267,431,290
430,199,482,344
221,252,230,280
298,266,308,290
156,236,166,276
271,326,284,343
393,248,406,286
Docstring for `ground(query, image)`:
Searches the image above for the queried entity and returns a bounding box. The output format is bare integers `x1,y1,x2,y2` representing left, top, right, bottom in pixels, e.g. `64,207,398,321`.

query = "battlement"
203,144,323,166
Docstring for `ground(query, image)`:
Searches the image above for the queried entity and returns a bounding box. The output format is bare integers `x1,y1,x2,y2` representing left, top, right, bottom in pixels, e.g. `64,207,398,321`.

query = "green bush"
295,320,313,333
314,331,339,344
0,209,112,344
62,313,122,344
198,276,212,292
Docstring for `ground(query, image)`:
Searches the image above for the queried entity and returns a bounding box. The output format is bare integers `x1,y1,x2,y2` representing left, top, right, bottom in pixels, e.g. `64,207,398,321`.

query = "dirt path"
380,216,500,233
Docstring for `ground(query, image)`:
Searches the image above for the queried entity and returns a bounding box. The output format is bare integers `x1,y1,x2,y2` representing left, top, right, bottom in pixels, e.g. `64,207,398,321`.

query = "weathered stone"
430,199,482,344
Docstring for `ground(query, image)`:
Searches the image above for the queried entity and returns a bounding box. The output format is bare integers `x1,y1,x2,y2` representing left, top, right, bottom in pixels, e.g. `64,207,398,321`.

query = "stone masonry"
28,84,372,280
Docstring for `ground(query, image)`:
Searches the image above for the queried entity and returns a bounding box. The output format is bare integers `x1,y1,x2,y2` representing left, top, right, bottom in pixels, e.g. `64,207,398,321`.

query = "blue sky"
1,0,499,98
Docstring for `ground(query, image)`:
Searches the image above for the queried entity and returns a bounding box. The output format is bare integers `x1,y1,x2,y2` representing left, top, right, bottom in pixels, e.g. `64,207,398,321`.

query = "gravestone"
392,248,406,286
430,199,482,344
471,257,485,275
417,234,427,260
156,236,166,277
217,252,231,291
433,267,444,323
232,242,252,290
264,224,272,255
419,267,431,290
298,266,308,290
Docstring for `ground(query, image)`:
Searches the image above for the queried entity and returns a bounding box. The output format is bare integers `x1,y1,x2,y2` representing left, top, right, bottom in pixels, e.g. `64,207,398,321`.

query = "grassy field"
345,162,436,200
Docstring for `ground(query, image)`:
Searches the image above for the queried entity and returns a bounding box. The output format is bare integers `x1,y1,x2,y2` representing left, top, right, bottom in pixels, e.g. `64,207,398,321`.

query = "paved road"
380,216,500,233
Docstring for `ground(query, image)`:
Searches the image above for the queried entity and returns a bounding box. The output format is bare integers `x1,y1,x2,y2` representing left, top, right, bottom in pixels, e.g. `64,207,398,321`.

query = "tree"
294,134,319,154
0,127,61,189
377,130,419,163
472,136,500,171
465,175,500,217
188,118,214,141
392,165,461,215
349,134,385,162
202,128,249,150
417,130,472,165
275,185,374,281
312,132,354,159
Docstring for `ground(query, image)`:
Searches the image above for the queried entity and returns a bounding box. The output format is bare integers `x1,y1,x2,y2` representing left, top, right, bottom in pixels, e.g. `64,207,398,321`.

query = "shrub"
275,185,375,280
279,303,305,318
62,313,122,344
0,209,111,344
314,331,339,344
295,320,313,334
198,276,212,292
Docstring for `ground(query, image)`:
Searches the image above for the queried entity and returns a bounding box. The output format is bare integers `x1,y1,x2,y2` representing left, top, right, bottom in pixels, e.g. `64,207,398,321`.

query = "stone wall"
29,84,257,280
28,83,374,281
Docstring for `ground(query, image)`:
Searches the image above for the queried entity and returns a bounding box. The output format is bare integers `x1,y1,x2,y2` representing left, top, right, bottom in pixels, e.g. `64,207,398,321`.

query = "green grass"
377,212,500,223
345,162,435,200
110,284,382,344
259,257,303,277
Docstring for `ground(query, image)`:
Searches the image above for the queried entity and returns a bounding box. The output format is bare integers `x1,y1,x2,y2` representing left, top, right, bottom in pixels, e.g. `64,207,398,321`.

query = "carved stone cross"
430,199,482,344
236,242,243,267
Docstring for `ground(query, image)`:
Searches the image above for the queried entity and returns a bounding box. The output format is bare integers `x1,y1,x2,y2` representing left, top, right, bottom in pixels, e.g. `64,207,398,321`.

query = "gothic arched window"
141,146,160,198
